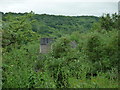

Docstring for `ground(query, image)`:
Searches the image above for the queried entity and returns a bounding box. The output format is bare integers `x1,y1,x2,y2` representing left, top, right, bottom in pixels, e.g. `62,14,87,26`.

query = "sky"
0,0,119,16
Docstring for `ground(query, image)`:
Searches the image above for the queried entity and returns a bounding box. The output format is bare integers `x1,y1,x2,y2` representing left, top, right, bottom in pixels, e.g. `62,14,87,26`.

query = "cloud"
0,0,118,16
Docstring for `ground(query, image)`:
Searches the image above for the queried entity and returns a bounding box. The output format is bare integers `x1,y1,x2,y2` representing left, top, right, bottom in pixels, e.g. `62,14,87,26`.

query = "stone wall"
40,44,52,54
40,38,77,54
40,38,53,53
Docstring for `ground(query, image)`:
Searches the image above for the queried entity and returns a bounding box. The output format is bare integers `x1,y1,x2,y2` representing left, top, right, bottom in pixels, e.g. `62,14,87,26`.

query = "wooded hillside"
1,12,119,88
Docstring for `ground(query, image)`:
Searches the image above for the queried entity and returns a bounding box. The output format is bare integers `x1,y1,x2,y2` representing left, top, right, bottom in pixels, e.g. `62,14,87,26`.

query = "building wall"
40,44,52,53
40,38,54,54
40,38,77,54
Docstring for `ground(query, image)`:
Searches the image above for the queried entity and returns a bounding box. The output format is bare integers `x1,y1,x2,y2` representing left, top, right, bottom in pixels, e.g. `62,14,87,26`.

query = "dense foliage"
2,12,119,88
2,12,99,36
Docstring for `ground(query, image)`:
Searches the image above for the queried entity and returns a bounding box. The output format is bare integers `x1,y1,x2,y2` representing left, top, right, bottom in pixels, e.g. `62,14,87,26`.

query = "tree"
2,12,39,52
100,13,120,30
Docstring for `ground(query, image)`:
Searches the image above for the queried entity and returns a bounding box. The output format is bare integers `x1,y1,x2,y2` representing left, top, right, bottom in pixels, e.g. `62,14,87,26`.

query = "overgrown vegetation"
2,12,119,88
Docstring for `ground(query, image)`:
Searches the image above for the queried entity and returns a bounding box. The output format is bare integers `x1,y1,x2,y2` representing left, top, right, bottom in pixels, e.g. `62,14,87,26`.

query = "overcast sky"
0,0,119,16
